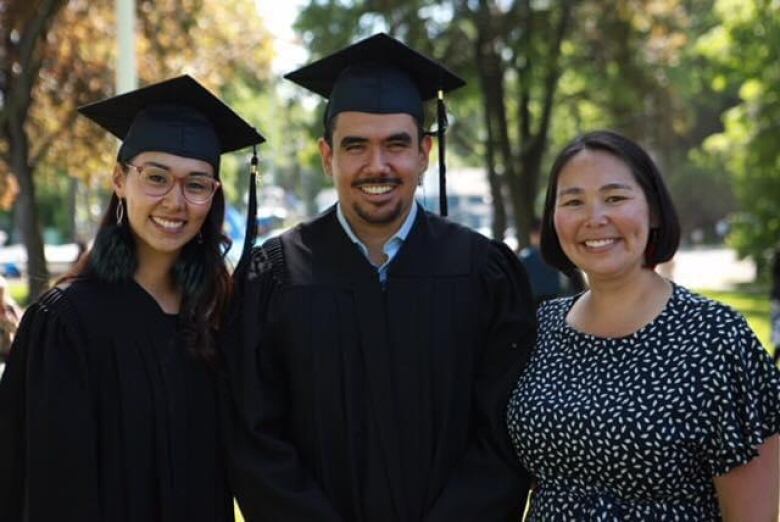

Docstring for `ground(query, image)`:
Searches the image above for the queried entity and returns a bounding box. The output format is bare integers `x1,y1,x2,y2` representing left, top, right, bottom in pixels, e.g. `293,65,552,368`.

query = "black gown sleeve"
425,240,535,521
0,290,100,521
220,245,342,522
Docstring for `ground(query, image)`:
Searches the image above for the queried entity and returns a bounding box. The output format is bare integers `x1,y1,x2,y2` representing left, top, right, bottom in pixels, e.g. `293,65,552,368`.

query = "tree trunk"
510,0,573,249
0,0,67,300
474,31,507,241
473,0,522,244
7,114,49,299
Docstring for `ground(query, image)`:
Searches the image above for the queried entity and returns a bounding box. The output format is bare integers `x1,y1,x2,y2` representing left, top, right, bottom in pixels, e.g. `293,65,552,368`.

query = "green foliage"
696,0,780,267
219,77,326,216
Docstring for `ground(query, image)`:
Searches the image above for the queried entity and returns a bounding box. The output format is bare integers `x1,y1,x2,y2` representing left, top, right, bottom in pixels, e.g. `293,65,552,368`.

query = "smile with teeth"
151,216,186,230
359,184,395,195
584,238,617,248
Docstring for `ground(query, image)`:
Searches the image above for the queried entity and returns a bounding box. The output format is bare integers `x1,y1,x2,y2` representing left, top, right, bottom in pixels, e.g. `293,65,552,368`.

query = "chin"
146,237,192,256
355,204,404,226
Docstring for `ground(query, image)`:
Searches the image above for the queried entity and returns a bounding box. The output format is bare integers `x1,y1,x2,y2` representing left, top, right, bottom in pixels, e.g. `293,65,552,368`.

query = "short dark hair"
323,113,427,149
540,130,680,274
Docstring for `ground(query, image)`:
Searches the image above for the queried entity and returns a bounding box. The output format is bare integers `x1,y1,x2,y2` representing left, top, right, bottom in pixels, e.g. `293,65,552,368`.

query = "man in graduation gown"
222,34,536,521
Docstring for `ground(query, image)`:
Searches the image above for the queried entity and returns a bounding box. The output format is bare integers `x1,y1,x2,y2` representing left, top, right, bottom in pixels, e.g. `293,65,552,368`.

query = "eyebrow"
339,136,368,149
338,132,413,149
558,182,635,196
143,161,213,178
385,132,413,144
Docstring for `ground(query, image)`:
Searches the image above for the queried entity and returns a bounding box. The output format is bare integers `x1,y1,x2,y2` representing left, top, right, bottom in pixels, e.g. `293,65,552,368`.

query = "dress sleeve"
220,244,343,521
703,312,780,476
425,239,535,521
0,291,100,521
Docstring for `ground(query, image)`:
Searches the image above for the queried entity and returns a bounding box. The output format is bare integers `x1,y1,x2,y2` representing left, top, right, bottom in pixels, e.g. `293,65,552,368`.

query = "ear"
419,133,433,172
318,138,334,179
112,164,127,198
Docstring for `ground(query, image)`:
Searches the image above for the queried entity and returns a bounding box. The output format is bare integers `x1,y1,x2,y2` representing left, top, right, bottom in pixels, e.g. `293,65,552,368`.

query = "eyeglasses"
124,163,220,204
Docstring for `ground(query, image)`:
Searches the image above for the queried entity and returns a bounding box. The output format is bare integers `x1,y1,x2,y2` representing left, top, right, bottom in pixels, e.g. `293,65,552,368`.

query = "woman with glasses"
0,76,263,522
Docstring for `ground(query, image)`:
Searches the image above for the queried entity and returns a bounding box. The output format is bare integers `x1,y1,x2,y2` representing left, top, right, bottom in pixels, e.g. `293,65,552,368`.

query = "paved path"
661,247,756,291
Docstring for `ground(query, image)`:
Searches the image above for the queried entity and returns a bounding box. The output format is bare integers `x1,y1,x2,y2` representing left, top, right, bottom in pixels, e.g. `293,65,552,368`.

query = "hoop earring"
116,199,124,226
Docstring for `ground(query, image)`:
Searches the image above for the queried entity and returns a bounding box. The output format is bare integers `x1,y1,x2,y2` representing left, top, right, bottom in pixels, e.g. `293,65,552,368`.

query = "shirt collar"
336,201,418,266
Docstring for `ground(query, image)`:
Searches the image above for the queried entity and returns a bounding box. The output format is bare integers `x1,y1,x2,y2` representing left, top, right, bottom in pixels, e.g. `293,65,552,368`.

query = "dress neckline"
558,282,680,345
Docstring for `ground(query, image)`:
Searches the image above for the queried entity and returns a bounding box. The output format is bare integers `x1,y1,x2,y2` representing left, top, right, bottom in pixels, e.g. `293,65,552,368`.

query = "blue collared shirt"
336,201,418,284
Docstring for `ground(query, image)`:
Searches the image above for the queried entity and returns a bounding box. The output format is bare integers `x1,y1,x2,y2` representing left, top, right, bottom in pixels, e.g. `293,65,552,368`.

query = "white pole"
115,0,138,94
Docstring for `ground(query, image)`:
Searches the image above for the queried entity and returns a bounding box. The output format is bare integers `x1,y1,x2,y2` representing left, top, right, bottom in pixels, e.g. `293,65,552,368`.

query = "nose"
160,179,186,209
365,146,390,175
584,201,608,227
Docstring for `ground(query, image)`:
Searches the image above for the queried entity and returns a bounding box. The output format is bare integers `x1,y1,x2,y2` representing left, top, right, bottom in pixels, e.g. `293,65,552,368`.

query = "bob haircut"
540,130,681,275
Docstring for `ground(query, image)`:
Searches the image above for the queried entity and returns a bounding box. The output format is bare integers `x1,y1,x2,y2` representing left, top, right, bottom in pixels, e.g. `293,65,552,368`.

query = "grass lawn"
695,288,775,358
7,279,30,307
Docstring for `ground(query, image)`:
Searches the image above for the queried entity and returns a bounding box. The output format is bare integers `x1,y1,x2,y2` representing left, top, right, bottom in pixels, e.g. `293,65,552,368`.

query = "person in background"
507,130,779,521
0,75,264,522
0,275,20,362
519,217,585,307
222,33,536,521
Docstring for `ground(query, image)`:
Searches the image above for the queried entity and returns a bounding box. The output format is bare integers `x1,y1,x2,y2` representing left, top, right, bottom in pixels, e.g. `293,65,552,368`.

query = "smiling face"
319,111,431,238
113,151,215,267
553,149,654,283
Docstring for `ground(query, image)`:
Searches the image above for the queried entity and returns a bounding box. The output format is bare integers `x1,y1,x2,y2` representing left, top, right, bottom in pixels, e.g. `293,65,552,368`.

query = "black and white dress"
507,284,780,521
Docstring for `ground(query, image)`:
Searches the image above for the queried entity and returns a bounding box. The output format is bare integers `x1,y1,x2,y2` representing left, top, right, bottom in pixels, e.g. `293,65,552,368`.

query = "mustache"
352,178,402,188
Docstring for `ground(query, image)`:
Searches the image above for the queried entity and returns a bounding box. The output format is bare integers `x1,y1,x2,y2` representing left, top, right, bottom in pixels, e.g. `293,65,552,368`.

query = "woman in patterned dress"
507,130,780,521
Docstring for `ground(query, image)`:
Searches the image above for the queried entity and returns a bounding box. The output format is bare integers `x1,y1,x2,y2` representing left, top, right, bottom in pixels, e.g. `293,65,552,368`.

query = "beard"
352,199,405,226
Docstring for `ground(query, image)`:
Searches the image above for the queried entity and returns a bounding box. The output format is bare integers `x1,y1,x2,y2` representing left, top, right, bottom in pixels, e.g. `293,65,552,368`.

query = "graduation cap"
285,33,466,216
78,75,266,263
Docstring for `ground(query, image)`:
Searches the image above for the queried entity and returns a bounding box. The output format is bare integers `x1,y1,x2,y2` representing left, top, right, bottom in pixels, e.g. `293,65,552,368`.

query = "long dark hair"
63,168,232,363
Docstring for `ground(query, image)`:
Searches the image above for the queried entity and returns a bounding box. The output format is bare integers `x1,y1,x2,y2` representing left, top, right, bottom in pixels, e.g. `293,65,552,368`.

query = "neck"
347,206,412,267
134,248,181,314
589,268,666,302
356,229,394,267
571,268,671,337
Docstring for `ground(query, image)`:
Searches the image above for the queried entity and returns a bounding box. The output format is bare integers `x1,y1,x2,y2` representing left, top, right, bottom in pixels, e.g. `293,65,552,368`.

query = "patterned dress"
507,284,780,521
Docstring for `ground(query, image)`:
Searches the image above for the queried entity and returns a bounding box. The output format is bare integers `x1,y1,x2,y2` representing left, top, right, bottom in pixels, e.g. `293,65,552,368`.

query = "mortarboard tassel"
437,89,449,217
239,145,259,267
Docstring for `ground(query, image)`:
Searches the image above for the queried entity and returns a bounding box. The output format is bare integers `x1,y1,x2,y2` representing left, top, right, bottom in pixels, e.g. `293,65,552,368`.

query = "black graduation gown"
223,207,535,522
0,278,232,522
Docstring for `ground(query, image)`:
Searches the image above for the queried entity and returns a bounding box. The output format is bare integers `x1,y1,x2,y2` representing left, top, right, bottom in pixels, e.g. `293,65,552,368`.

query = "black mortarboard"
78,75,266,264
78,75,264,172
285,33,466,216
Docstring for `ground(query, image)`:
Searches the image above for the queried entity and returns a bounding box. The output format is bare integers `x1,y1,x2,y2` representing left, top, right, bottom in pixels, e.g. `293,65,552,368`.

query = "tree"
696,0,780,269
551,0,737,244
1,0,274,299
1,0,69,299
